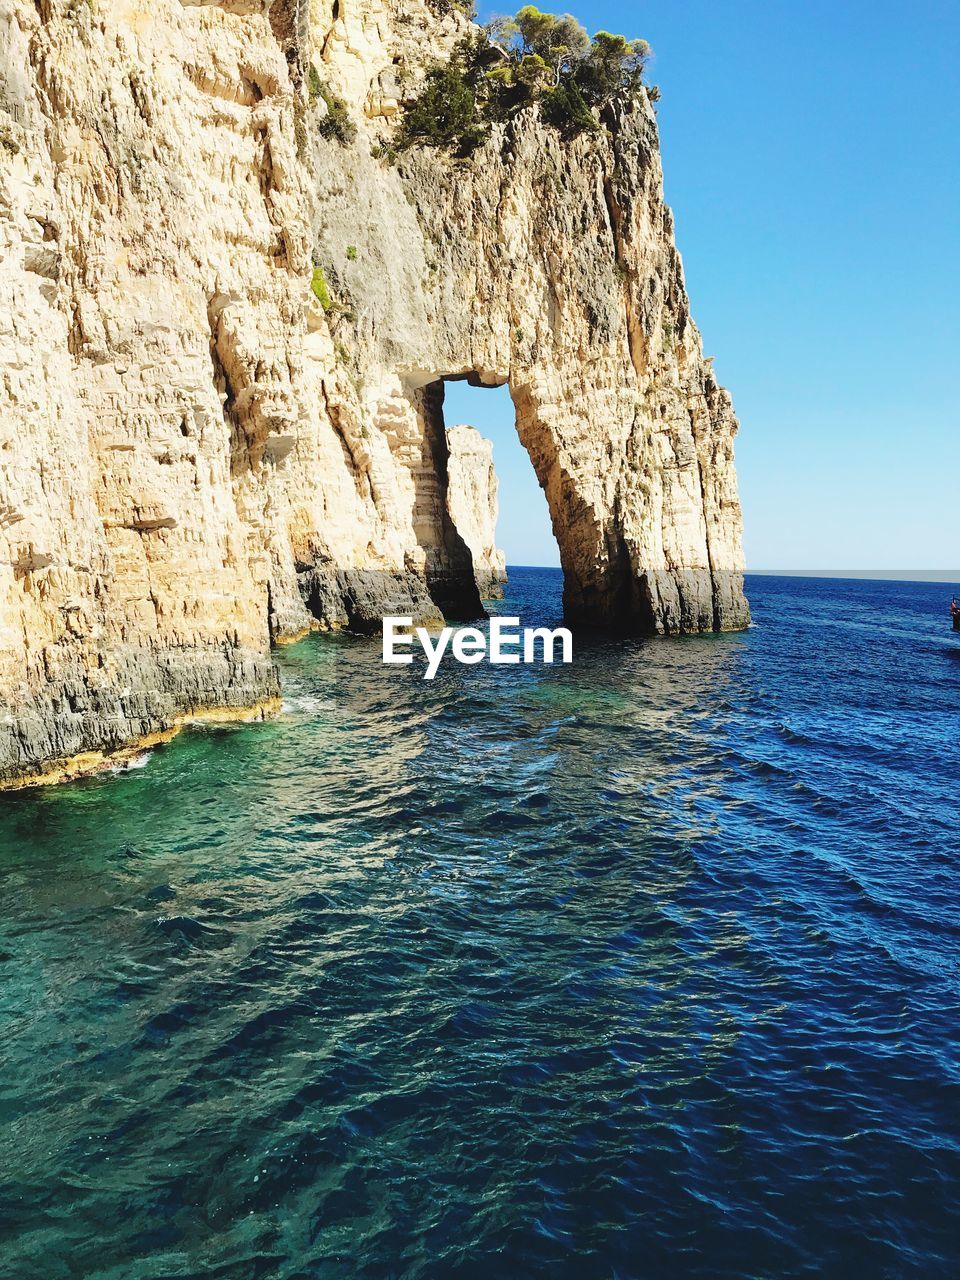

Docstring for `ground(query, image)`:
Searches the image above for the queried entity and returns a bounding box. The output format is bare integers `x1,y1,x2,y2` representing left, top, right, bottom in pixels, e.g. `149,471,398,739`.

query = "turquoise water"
2,571,959,1278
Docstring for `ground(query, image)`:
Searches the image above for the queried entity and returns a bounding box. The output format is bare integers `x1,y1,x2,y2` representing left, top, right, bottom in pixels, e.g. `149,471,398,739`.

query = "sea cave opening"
437,377,561,617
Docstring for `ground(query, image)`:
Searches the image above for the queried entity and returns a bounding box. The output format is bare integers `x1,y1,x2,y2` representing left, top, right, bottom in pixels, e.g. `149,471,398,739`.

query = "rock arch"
298,90,749,640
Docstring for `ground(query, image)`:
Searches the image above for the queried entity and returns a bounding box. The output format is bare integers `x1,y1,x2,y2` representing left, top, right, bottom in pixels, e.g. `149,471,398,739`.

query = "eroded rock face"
446,425,508,601
0,0,748,785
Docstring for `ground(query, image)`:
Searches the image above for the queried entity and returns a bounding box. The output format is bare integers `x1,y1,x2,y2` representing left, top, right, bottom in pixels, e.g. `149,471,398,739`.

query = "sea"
1,571,959,1279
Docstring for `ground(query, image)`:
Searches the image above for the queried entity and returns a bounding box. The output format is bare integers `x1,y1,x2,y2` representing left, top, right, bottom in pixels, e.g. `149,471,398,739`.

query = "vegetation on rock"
309,67,357,145
427,0,477,15
310,266,333,311
398,6,651,155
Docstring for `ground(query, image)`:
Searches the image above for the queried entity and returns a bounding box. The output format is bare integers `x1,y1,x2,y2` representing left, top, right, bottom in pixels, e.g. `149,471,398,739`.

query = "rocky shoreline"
0,0,748,787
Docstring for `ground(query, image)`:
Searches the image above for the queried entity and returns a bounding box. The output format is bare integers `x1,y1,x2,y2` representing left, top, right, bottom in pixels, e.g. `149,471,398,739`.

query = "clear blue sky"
446,0,959,571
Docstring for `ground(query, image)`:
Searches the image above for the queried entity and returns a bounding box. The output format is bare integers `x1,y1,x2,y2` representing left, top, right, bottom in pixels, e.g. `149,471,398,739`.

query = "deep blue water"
2,571,960,1279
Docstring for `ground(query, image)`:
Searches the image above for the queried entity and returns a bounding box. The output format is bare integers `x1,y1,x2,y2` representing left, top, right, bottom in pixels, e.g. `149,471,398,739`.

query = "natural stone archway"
302,80,750,639
344,333,745,639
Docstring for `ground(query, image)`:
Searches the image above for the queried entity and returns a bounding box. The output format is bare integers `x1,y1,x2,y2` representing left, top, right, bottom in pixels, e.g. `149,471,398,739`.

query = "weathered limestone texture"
0,0,748,786
446,425,508,600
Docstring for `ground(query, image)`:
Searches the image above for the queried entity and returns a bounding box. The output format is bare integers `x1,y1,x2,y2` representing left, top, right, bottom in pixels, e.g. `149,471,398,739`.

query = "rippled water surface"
2,571,960,1279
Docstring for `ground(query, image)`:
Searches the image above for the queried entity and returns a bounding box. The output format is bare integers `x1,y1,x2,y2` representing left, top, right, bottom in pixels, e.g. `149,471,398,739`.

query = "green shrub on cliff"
541,80,598,136
427,0,477,15
575,30,650,105
310,266,333,311
396,6,652,155
310,72,357,145
398,55,488,156
491,7,591,82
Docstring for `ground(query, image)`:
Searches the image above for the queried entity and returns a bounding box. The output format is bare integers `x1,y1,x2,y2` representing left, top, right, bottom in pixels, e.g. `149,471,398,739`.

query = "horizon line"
503,565,960,585
746,569,960,583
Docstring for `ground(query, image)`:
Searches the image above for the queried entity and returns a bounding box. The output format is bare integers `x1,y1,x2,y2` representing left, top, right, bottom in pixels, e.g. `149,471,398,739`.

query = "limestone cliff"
0,0,748,786
446,425,507,601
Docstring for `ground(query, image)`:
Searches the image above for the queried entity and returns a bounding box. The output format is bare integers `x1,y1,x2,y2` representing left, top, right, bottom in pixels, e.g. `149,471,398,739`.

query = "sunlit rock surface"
0,0,748,784
446,425,508,601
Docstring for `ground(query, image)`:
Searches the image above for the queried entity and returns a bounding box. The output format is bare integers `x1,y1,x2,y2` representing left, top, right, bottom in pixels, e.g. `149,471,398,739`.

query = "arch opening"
431,376,562,618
